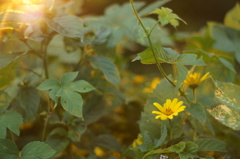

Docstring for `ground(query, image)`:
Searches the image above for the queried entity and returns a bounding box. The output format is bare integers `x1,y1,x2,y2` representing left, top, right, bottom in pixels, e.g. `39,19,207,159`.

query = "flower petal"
153,102,165,112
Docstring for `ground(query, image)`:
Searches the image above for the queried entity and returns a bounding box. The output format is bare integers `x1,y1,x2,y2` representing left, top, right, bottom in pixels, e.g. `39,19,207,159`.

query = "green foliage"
37,72,95,119
0,139,56,159
194,138,226,152
0,112,23,138
0,0,240,158
89,56,120,86
151,7,186,28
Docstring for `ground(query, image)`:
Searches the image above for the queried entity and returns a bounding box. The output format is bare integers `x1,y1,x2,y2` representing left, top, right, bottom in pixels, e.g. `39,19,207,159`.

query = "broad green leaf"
68,80,95,93
49,87,61,103
176,54,205,66
187,103,206,124
0,112,23,138
19,87,40,121
0,91,11,113
170,142,186,153
89,56,120,86
0,63,16,88
209,23,240,63
45,137,69,154
60,89,83,119
154,124,167,148
151,7,186,28
137,46,172,64
44,15,85,40
208,104,240,130
0,138,19,159
214,81,240,111
0,52,25,69
60,71,78,85
139,0,170,16
224,3,240,30
179,142,199,159
37,79,60,90
21,141,56,159
175,64,188,90
217,57,236,73
194,138,226,152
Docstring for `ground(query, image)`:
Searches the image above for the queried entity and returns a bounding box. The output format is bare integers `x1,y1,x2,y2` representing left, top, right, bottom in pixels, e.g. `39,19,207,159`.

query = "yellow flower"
94,147,105,157
144,77,161,93
184,72,210,89
132,135,143,148
152,98,186,120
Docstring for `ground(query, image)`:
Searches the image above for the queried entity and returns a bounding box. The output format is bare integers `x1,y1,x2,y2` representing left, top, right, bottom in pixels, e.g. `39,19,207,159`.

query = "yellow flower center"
165,108,174,115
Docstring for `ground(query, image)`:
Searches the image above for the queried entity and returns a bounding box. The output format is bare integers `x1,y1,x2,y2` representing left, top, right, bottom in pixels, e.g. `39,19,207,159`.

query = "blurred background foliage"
0,0,240,158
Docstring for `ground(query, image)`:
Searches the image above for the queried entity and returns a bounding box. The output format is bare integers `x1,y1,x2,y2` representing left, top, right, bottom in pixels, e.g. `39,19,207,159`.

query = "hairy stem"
130,0,190,104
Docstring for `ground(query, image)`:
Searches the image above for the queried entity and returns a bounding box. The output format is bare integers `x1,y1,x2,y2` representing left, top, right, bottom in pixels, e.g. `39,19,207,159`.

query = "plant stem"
41,40,49,79
130,0,190,104
10,131,15,142
129,0,174,86
168,119,173,141
193,88,197,103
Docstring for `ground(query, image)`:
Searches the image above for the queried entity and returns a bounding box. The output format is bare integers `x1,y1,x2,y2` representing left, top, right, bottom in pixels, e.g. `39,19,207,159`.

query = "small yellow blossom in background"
144,77,161,93
152,98,186,120
184,72,210,89
94,146,105,157
133,75,146,84
132,134,143,148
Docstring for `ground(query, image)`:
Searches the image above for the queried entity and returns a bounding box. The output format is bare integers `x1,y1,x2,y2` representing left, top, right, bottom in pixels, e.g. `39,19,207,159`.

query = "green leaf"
37,79,60,90
170,142,186,153
176,54,205,66
60,89,83,119
139,0,170,16
154,124,167,148
187,103,206,124
214,81,240,111
0,63,16,88
179,142,199,159
0,91,11,113
224,3,240,30
209,23,240,63
217,57,236,73
45,137,69,154
68,80,95,93
0,112,23,138
0,52,25,69
21,141,56,159
175,64,188,90
19,87,40,121
207,104,240,130
0,138,19,159
194,138,226,152
151,7,186,28
44,15,85,40
137,46,174,64
89,56,120,86
60,71,78,85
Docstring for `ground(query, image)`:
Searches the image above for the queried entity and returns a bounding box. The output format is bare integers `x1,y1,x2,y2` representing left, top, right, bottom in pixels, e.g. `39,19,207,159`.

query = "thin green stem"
168,119,173,141
130,0,174,86
193,88,197,103
130,0,190,103
41,40,49,79
130,0,190,104
10,131,15,142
